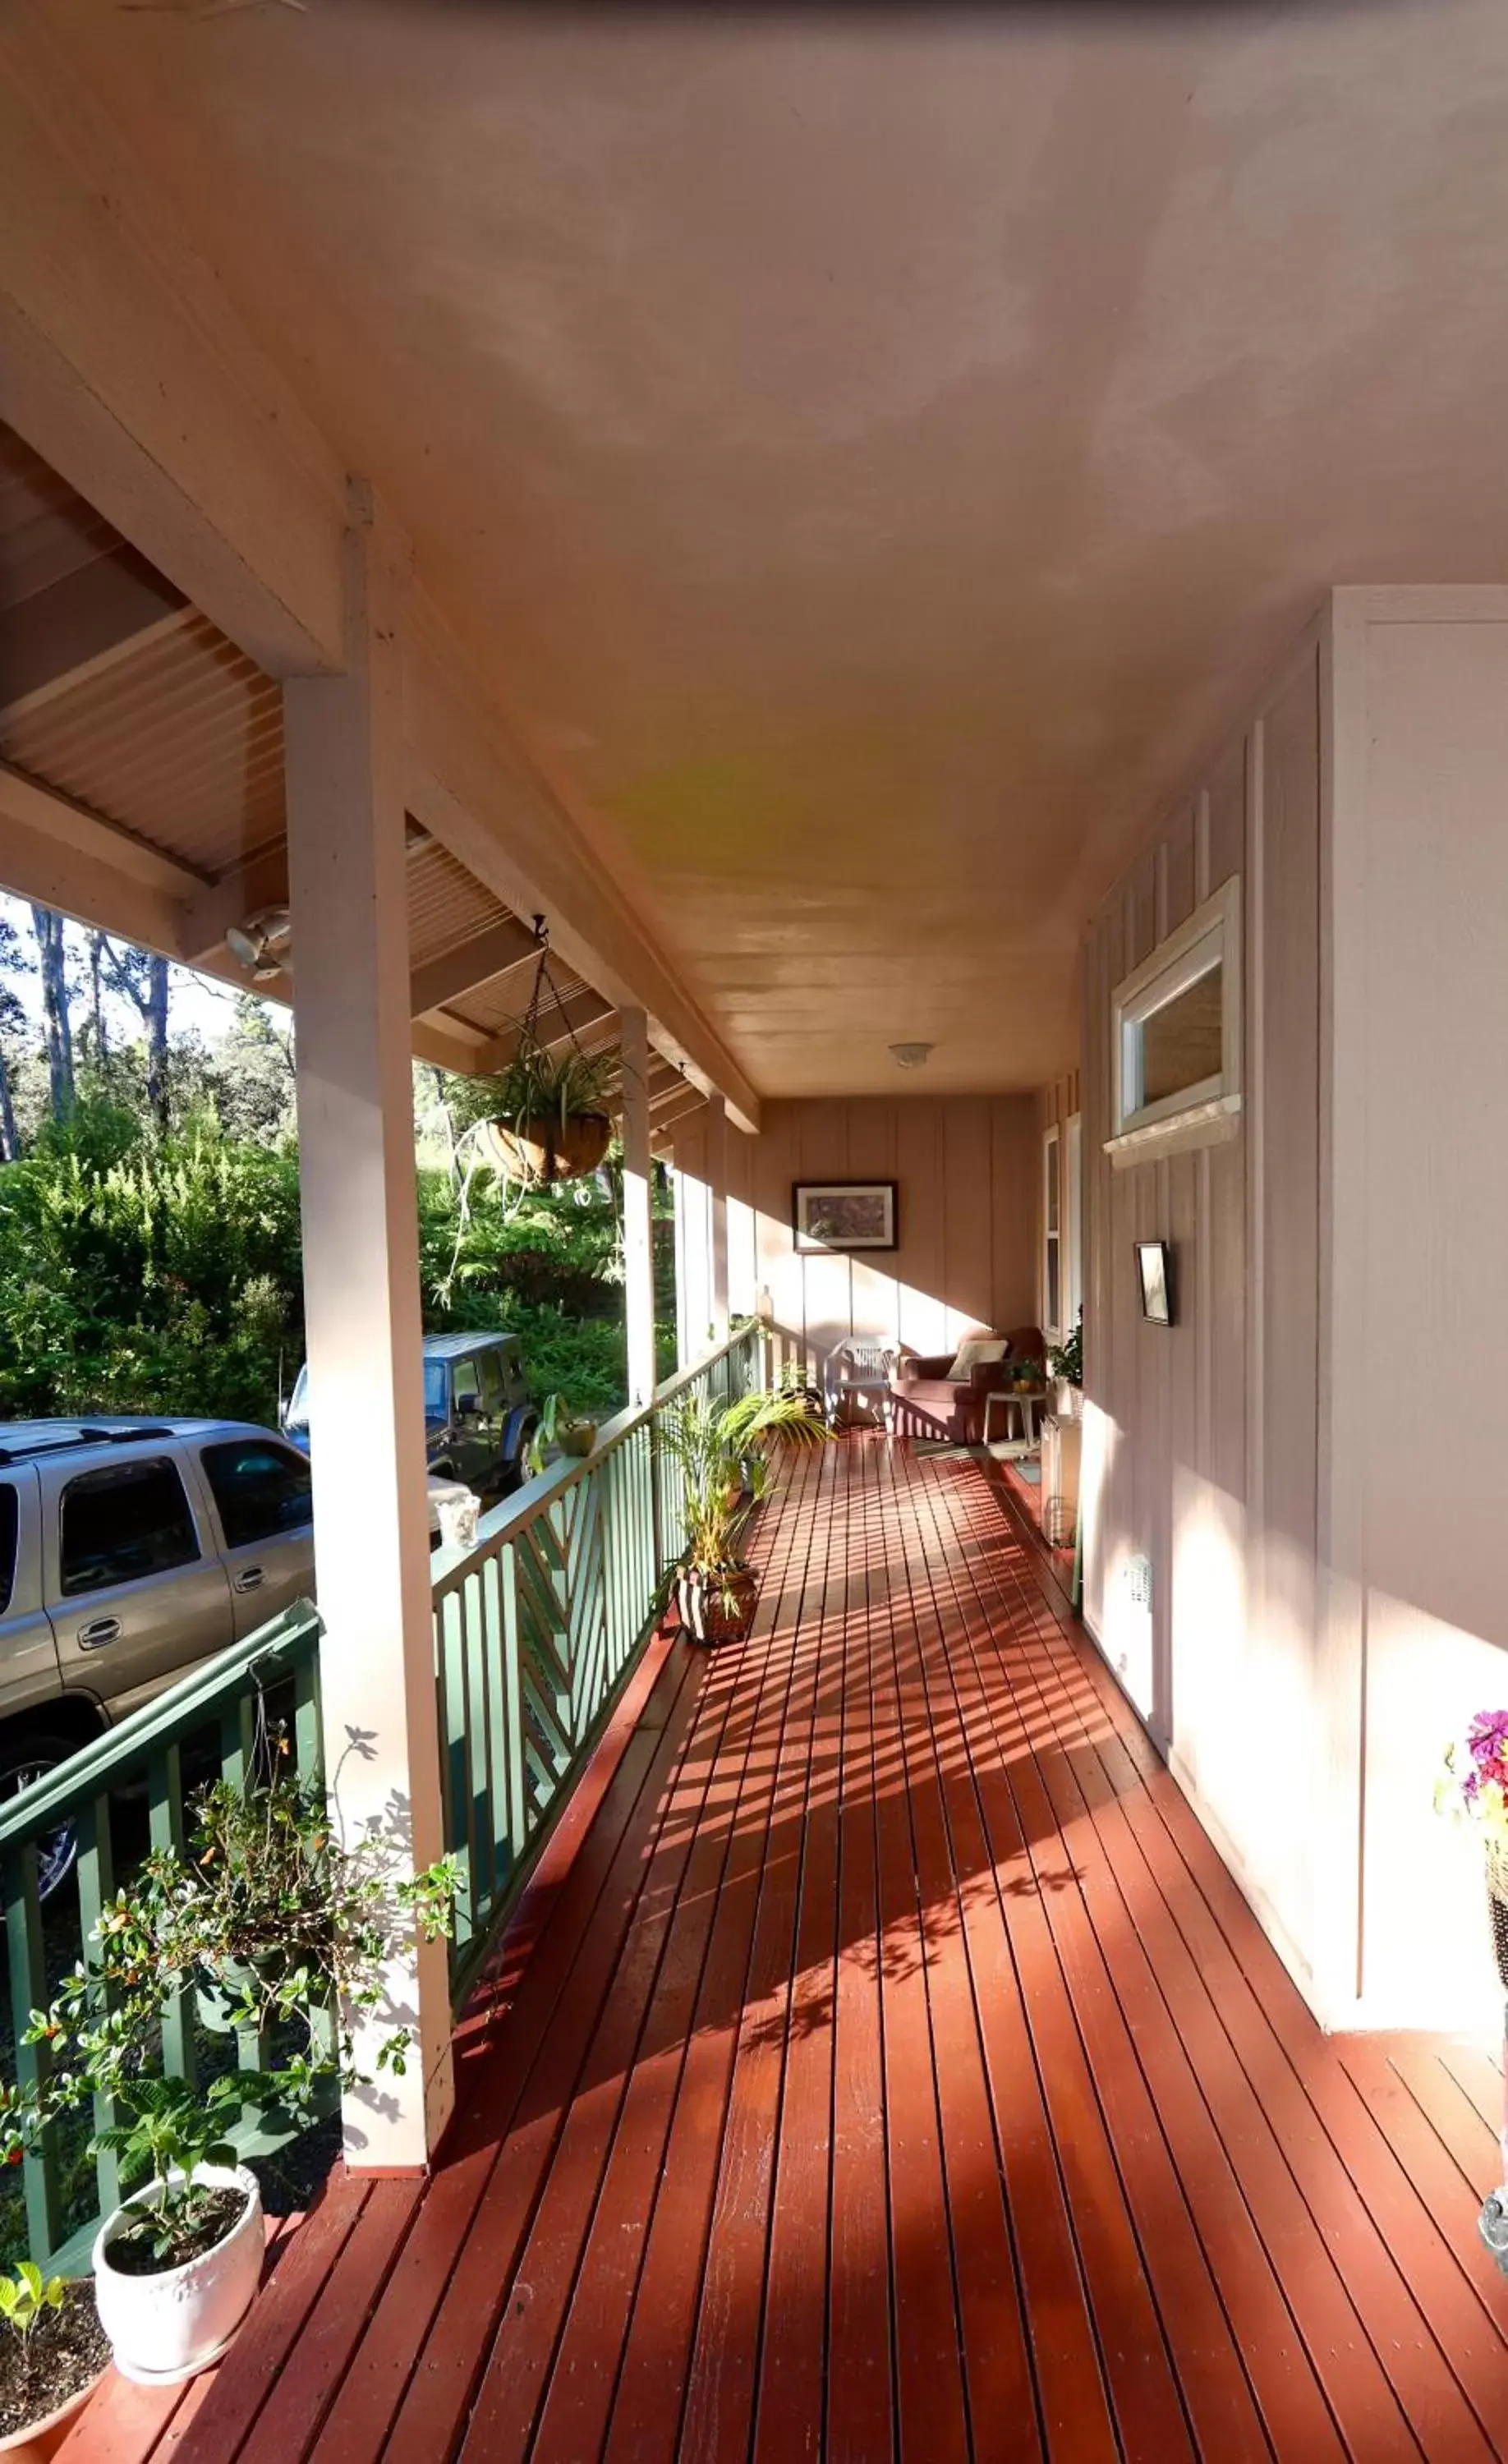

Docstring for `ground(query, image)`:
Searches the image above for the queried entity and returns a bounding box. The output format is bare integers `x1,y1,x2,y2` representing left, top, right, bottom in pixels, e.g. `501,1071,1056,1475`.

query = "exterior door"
449,1356,489,1485
0,1473,63,1733
41,1449,234,1717
192,1437,316,1639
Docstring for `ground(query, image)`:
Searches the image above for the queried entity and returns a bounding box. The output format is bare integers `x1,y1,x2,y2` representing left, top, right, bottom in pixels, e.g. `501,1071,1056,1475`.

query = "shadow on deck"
66,1441,1508,2463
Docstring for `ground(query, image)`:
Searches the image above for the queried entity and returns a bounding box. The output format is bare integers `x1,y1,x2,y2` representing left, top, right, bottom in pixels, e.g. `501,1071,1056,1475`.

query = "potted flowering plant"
1436,1708,1508,2275
1,1759,458,2387
1436,1709,1508,1988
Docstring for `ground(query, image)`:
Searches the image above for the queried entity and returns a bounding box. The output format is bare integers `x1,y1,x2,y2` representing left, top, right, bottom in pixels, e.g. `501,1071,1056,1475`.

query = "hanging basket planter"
478,1110,613,1189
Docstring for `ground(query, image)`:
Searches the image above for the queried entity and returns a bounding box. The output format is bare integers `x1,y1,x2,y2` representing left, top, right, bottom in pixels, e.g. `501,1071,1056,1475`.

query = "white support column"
706,1092,730,1344
284,494,455,2170
618,1006,658,1406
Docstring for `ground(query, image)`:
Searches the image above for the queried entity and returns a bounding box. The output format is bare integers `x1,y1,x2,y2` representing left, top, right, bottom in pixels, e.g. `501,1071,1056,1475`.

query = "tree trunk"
86,931,109,1068
30,904,74,1123
145,954,170,1132
0,1044,18,1162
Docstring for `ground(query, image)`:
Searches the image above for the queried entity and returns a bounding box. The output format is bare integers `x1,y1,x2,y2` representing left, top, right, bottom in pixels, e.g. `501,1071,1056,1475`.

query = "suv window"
476,1349,505,1414
201,1440,313,1550
60,1458,200,1597
0,1485,16,1617
452,1359,480,1414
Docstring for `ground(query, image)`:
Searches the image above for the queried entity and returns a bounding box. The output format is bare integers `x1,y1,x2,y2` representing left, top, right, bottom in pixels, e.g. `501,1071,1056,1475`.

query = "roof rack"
0,1425,176,1469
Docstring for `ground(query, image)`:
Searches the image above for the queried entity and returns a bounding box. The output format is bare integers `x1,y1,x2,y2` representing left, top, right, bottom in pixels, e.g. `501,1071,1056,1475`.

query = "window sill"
1104,1093,1242,1170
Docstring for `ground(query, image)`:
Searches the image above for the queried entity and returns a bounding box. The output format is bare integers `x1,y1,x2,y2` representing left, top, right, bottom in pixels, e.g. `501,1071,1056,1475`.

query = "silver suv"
0,1419,323,1846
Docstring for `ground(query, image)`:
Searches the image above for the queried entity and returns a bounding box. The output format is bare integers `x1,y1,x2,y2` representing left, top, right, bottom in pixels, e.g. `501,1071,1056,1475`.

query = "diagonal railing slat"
0,1326,762,2263
429,1323,761,2000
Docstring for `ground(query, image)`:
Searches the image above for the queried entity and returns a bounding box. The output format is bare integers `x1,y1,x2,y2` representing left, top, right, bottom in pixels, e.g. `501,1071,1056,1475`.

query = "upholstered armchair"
890,1334,1016,1445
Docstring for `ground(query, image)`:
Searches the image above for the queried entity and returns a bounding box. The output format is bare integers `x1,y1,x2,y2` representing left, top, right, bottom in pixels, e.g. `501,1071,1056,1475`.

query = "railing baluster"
4,1841,62,2259
147,1745,197,2089
500,1542,527,1865
74,1793,122,2220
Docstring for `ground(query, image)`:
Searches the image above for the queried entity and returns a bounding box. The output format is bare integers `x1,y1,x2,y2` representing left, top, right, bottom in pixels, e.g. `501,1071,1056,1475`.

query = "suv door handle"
232,1567,266,1594
77,1616,121,1650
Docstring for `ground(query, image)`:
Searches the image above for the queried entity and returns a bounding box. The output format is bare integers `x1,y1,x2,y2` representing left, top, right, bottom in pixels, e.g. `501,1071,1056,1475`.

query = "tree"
0,916,30,1162
203,995,297,1145
99,940,171,1132
29,905,74,1125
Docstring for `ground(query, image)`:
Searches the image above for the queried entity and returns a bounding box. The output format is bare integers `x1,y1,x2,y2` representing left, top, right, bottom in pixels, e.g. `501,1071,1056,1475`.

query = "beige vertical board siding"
1328,592,1508,2029
1073,587,1508,2031
677,1092,1038,1387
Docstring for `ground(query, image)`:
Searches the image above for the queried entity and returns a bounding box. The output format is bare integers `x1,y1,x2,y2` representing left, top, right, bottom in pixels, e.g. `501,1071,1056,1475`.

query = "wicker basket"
1487,1839,1508,1992
479,1110,611,1188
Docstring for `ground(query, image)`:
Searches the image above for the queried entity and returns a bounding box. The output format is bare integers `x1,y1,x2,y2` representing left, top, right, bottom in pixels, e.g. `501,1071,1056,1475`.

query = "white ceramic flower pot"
91,2164,263,2387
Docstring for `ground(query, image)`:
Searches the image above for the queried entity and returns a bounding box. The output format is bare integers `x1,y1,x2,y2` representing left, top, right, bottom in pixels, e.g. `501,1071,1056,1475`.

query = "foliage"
655,1388,828,1593
0,2261,64,2345
1,1763,458,2268
0,1114,304,1426
1047,1309,1083,1388
526,1393,599,1476
455,1045,617,1142
1436,1710,1508,1845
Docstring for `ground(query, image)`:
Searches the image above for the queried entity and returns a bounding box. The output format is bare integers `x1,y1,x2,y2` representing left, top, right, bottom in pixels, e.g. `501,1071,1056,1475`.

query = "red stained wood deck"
67,1441,1508,2463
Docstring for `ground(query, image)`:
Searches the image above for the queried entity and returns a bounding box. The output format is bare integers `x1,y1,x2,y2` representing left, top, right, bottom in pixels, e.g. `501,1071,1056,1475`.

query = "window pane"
476,1349,505,1412
61,1460,200,1596
423,1360,448,1422
0,1485,16,1617
1046,1236,1061,1335
1141,963,1223,1106
201,1441,313,1551
452,1361,480,1407
1046,1135,1060,1234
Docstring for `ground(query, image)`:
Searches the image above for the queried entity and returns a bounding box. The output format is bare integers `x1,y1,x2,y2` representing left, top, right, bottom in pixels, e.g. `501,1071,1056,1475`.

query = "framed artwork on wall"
792,1181,899,1253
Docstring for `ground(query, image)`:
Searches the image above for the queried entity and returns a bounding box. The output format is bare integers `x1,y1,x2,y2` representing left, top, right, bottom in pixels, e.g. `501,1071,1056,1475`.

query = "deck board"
123,1441,1508,2464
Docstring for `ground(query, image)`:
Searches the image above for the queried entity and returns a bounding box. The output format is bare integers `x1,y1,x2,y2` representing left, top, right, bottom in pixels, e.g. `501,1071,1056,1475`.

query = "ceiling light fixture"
225,907,292,981
889,1041,933,1070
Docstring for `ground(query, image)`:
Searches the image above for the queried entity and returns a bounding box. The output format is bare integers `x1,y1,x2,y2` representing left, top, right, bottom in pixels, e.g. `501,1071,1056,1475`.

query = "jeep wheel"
0,1734,83,1901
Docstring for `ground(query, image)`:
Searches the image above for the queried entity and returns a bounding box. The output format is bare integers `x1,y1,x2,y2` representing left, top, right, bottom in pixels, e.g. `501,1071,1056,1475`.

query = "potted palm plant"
657,1387,828,1644
1,1760,457,2385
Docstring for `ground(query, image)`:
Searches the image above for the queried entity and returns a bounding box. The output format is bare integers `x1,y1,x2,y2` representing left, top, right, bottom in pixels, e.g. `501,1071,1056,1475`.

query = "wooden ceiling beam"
408,915,540,1019
0,545,190,720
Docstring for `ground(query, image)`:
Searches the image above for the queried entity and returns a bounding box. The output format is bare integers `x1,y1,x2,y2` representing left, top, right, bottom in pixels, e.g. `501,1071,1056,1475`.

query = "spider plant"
480,1043,617,1136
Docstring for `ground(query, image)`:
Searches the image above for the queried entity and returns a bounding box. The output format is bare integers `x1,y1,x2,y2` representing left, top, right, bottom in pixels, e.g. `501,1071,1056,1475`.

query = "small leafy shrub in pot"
0,2260,108,2459
0,1754,458,2387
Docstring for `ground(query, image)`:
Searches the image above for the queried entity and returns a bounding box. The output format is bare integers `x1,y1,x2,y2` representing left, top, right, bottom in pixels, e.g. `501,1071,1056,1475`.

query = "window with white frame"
1107,878,1242,1165
1042,1124,1061,1338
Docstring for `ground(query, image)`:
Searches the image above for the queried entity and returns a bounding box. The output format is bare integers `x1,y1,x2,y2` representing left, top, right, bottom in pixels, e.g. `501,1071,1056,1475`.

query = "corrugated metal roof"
0,425,620,1078
2,610,283,880
407,833,515,969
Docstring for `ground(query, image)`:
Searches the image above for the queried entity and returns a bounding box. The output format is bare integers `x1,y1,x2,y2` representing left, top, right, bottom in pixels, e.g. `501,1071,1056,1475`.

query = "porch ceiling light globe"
889,1041,933,1070
226,907,292,981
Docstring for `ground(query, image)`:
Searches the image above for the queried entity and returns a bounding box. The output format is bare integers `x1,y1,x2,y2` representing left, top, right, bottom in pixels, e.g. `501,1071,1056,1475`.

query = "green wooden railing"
0,1603,326,2271
0,1323,761,2263
430,1322,761,1995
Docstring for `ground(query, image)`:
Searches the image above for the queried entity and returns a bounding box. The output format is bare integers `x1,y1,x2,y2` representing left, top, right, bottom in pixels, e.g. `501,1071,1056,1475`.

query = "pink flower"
1469,1710,1508,1767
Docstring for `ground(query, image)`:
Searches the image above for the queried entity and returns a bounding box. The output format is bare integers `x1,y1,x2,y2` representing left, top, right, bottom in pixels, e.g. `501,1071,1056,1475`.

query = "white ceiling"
40,0,1508,1095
